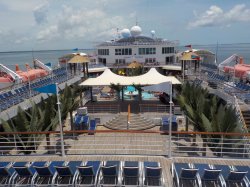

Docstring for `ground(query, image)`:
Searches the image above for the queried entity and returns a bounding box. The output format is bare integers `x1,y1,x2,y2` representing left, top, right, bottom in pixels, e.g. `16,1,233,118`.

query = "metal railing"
171,131,250,158
0,130,249,159
85,104,120,113
139,104,174,113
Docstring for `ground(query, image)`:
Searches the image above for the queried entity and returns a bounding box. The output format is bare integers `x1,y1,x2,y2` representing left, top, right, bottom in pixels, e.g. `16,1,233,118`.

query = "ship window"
129,48,132,55
125,48,128,55
165,56,174,64
115,59,126,64
98,49,109,55
115,48,132,55
145,58,156,63
162,47,174,54
139,48,156,55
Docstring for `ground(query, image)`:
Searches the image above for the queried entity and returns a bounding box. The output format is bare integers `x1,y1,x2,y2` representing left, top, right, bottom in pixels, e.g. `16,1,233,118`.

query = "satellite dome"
130,26,142,36
121,28,131,38
151,30,155,37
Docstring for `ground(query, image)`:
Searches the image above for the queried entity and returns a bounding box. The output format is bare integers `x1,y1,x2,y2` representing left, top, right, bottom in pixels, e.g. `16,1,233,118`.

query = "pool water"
142,92,155,99
122,86,155,100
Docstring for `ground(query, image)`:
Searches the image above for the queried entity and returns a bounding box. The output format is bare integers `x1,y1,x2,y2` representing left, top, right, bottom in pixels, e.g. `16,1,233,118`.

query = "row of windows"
138,48,156,55
162,47,174,54
115,59,126,64
98,47,175,56
98,49,109,55
166,56,174,63
145,58,156,63
115,48,132,55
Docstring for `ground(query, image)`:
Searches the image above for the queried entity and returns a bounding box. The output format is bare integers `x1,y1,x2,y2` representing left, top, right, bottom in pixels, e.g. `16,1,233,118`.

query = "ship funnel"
15,64,20,71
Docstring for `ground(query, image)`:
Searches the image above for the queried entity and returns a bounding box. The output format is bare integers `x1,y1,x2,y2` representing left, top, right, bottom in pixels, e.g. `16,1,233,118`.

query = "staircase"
241,110,250,131
104,113,157,130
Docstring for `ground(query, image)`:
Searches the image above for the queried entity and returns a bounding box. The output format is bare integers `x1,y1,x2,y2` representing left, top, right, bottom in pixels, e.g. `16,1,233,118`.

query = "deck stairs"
241,110,250,131
103,113,157,130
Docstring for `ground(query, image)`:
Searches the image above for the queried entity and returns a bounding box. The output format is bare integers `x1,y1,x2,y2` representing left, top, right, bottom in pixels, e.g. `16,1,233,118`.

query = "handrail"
1,130,250,136
234,95,248,131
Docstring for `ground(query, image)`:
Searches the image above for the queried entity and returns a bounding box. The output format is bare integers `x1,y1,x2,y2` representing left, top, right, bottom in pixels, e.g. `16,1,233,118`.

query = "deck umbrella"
127,61,142,69
180,51,201,80
68,54,90,77
68,54,90,63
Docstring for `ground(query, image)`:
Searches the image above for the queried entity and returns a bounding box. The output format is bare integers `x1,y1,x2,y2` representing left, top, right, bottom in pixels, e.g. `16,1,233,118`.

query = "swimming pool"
122,86,155,100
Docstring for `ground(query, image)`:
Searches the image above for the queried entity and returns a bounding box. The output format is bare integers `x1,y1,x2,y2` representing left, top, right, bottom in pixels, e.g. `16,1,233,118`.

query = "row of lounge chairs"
172,162,250,187
201,63,218,70
0,67,68,111
0,160,163,186
206,71,227,82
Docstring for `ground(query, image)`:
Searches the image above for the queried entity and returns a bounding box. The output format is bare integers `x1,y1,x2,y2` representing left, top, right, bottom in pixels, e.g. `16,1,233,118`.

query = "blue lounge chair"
33,161,65,186
212,164,248,187
88,120,96,135
161,117,169,131
98,161,120,186
53,161,82,186
233,166,250,186
144,161,163,187
122,161,140,186
0,162,13,186
75,161,101,186
172,163,199,187
194,163,223,187
12,161,47,187
11,161,39,186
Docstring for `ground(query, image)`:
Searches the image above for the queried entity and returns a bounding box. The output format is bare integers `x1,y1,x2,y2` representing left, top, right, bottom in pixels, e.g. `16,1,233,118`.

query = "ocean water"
0,49,93,70
178,43,250,64
0,43,250,70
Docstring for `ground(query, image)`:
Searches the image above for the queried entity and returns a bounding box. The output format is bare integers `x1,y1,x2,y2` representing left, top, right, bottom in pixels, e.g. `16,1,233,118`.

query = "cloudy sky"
0,0,250,51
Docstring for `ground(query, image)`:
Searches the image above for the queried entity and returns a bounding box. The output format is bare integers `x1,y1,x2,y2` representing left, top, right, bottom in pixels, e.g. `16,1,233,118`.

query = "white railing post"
168,82,173,158
220,135,224,157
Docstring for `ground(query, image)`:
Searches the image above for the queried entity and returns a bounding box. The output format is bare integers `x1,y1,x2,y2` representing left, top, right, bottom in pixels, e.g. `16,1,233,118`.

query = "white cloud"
188,4,250,29
35,5,128,43
33,2,49,24
1,0,44,12
15,37,29,44
36,25,59,41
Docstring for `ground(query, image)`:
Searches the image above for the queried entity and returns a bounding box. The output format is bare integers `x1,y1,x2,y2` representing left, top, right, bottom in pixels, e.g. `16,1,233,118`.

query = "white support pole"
168,82,173,158
56,83,66,157
182,61,185,82
66,62,68,80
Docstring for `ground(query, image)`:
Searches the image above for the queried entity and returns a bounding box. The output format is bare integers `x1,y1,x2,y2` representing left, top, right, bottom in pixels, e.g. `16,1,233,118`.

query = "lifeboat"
224,64,250,78
0,62,50,90
15,64,49,82
0,72,14,89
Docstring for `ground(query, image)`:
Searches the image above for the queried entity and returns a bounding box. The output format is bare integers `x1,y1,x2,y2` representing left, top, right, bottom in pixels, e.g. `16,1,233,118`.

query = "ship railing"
0,130,249,159
97,40,179,47
86,104,120,113
139,104,175,113
170,131,250,158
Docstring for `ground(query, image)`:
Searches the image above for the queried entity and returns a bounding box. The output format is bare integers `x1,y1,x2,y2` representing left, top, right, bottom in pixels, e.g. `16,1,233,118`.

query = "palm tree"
1,103,46,154
72,84,87,107
110,83,123,101
177,82,244,156
133,84,143,102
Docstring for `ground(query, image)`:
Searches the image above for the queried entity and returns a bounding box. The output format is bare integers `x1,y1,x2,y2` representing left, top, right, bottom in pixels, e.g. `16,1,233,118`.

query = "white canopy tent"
80,68,181,86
